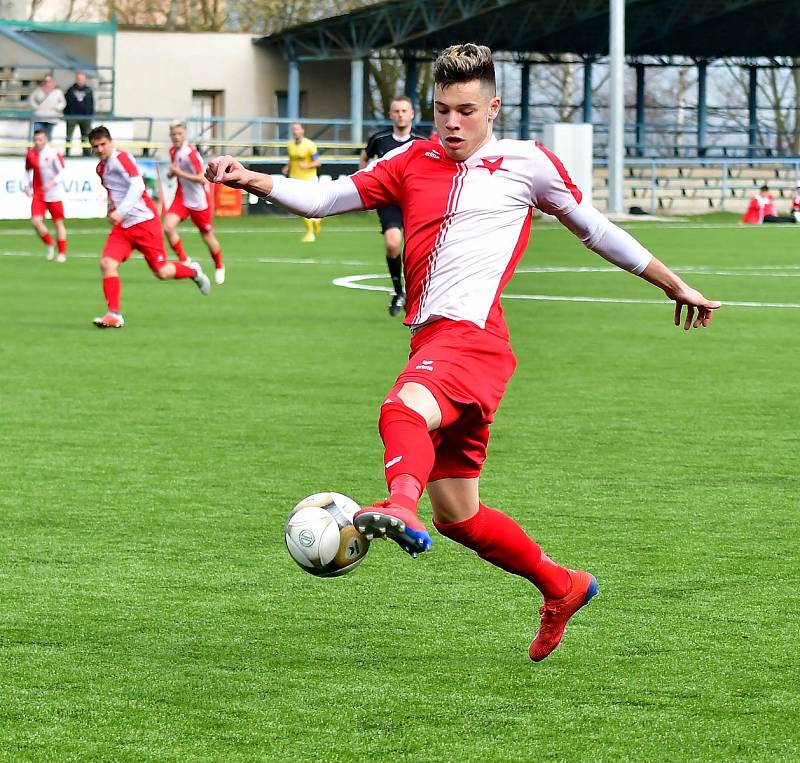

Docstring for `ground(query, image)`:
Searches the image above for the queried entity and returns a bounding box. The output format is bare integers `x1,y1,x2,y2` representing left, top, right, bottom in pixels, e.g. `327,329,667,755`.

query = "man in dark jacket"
64,71,94,156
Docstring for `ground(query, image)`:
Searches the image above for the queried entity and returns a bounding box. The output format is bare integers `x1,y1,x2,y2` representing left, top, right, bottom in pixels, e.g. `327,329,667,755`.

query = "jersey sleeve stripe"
117,151,140,177
535,141,583,204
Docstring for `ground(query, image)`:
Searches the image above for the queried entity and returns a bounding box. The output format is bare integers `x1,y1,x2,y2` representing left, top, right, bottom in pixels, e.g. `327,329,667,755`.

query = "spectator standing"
29,74,66,140
64,71,94,156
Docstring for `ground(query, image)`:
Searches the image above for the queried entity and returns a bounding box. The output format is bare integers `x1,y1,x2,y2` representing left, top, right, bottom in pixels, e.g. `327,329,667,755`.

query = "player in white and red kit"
791,185,800,223
89,126,211,329
206,45,721,661
25,129,67,262
163,121,225,284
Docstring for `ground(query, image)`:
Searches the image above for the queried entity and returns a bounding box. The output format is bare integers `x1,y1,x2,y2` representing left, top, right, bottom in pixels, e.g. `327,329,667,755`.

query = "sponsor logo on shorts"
415,359,434,372
385,455,403,469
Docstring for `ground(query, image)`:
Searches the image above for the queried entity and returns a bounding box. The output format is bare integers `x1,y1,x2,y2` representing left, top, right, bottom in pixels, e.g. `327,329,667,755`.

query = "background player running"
360,95,426,316
206,44,720,662
25,128,67,263
282,122,322,242
89,126,210,329
164,120,226,284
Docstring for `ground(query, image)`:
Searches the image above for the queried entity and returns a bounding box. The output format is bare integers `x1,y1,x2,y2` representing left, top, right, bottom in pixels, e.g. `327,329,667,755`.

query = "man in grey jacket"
29,74,66,140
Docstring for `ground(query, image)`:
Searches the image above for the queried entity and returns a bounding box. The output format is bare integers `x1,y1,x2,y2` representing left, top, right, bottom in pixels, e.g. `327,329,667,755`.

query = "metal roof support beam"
288,59,300,121
351,58,364,144
748,65,758,159
405,57,419,114
583,58,593,124
635,62,646,157
518,61,530,140
608,0,625,214
697,60,708,157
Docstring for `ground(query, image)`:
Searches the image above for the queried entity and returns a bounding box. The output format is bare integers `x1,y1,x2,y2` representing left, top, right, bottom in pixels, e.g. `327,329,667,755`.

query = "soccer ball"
284,492,370,577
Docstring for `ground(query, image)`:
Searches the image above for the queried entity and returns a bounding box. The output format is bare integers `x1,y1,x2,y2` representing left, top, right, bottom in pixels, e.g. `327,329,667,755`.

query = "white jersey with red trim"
25,145,65,202
351,136,582,337
97,149,157,228
170,142,209,211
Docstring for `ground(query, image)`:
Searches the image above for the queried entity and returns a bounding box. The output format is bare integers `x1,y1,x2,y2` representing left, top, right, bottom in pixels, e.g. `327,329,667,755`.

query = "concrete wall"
113,32,352,143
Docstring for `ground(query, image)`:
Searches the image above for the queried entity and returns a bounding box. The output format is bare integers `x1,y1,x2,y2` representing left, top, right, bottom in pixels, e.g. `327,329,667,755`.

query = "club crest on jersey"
479,157,508,175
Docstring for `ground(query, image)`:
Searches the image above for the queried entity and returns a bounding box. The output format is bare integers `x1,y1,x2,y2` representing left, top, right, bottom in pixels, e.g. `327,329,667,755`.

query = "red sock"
379,399,434,512
434,503,571,599
211,249,223,269
172,261,195,279
103,275,121,312
41,232,53,246
170,237,187,262
57,239,66,255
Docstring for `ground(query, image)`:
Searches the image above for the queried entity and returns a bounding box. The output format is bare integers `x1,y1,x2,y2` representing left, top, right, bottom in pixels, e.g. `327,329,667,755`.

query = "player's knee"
99,257,117,276
385,230,402,257
431,497,479,527
154,266,170,280
378,397,429,438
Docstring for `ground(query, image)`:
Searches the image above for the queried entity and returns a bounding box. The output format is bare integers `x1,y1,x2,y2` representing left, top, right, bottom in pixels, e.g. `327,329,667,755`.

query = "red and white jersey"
170,142,209,211
792,192,800,212
351,136,582,337
25,145,65,202
97,149,157,228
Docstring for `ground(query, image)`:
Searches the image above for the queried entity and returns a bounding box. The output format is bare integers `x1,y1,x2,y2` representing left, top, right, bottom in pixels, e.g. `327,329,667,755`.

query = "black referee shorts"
377,205,403,233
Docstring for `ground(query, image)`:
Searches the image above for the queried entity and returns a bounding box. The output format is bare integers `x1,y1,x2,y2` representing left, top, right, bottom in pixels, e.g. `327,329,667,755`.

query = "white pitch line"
0,226,376,236
331,273,800,309
516,265,800,277
256,257,373,265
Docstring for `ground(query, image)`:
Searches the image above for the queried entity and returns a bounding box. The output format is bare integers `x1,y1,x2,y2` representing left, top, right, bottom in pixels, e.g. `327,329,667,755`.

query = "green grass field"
1,212,798,761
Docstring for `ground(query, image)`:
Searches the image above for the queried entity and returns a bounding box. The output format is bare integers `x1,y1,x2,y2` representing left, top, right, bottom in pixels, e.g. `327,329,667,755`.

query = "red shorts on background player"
163,121,225,284
207,45,721,663
88,125,212,329
25,129,67,262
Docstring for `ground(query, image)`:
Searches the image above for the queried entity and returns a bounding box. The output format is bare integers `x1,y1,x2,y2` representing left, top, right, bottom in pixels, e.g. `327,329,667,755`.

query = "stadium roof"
256,0,800,60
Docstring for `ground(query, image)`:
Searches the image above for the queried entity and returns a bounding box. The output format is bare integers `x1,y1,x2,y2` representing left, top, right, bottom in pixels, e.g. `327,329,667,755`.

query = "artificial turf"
0,212,798,761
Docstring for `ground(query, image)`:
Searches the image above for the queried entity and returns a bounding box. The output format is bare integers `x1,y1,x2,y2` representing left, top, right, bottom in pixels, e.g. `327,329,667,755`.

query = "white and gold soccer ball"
284,492,370,577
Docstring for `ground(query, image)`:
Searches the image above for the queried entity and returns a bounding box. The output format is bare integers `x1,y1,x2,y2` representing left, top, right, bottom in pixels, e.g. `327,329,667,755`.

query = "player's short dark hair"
433,43,496,93
33,128,47,137
760,184,769,192
88,125,111,142
390,95,414,108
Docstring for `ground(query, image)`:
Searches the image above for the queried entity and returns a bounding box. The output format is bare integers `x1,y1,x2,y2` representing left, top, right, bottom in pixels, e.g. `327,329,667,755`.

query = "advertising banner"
0,157,108,219
0,157,182,220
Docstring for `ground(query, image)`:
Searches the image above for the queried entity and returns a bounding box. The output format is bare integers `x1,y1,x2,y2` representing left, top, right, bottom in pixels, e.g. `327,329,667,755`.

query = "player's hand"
667,284,722,330
108,209,122,225
24,186,33,197
281,164,289,176
206,155,250,189
167,164,177,178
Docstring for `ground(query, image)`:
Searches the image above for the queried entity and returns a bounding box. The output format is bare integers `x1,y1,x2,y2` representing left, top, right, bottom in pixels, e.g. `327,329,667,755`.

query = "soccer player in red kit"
206,44,721,661
163,120,225,284
25,129,67,262
791,185,800,223
89,126,211,329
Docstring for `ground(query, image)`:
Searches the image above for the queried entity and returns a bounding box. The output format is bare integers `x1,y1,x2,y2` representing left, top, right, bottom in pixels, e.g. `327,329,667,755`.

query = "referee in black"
360,95,427,317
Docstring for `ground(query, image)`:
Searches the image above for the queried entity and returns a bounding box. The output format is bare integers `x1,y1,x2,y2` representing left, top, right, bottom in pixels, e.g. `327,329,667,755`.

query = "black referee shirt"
363,129,427,160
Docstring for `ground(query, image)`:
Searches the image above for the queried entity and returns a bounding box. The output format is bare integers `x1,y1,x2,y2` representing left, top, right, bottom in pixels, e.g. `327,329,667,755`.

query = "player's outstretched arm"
206,156,273,196
638,256,721,330
206,155,364,218
557,204,721,330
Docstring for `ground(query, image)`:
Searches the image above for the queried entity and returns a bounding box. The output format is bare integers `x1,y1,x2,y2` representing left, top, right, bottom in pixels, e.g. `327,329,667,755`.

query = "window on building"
192,90,223,150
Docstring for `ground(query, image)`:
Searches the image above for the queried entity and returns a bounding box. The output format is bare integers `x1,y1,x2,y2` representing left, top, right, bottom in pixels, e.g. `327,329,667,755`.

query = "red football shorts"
167,192,213,233
31,195,64,220
102,217,168,273
390,319,517,481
